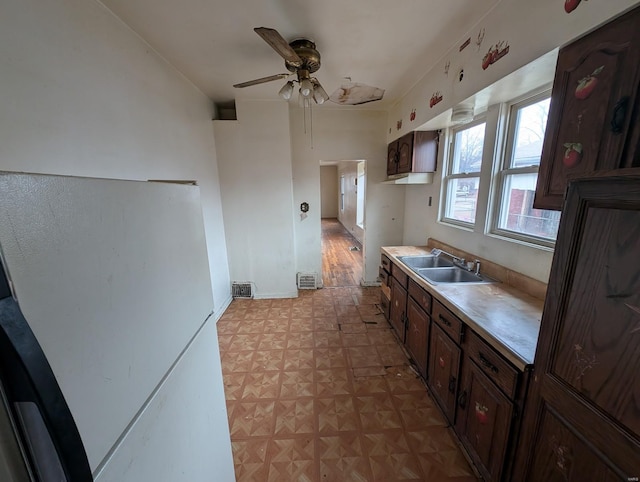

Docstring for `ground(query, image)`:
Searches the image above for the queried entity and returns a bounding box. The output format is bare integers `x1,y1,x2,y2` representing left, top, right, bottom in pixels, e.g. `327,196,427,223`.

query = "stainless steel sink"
398,255,454,269
416,267,495,285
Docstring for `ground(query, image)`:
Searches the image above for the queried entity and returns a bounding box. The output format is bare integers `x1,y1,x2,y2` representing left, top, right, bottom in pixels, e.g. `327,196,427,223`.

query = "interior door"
517,171,640,480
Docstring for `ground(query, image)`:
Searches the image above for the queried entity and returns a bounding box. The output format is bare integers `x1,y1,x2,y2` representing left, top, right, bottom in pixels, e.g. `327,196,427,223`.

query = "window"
492,93,560,245
442,121,486,227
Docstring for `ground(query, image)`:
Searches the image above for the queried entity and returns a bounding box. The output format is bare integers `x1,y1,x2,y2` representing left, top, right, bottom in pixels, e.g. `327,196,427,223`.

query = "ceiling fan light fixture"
299,78,313,98
312,80,329,104
278,81,294,100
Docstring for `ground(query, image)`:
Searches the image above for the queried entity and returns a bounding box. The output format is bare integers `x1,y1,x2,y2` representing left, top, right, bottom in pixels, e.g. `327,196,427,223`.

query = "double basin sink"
398,254,496,285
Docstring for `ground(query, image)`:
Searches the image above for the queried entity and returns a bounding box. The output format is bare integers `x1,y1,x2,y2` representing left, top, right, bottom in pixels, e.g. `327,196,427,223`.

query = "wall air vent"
296,273,318,290
231,282,253,298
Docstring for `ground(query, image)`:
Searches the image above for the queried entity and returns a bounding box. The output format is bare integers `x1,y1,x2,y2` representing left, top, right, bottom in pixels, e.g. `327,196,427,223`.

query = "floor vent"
297,272,318,290
231,282,253,298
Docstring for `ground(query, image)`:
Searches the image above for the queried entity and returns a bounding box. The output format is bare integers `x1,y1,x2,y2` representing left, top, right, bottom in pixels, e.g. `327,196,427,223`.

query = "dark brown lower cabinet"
456,359,513,482
405,296,430,378
389,276,407,342
515,171,640,480
428,323,461,424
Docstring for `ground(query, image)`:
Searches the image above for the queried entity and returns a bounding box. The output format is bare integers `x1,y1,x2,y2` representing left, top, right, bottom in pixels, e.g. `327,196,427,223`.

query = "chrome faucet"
431,248,481,274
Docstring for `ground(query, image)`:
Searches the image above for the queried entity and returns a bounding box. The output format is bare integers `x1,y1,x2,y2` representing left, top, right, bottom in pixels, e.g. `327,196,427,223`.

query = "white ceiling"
100,0,501,108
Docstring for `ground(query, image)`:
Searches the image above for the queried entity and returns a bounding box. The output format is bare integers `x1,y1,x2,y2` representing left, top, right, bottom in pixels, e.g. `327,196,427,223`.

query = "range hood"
381,172,434,185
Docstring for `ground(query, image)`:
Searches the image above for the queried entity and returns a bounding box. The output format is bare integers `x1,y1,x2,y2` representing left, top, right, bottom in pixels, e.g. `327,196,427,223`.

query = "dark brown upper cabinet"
386,130,438,177
534,6,640,210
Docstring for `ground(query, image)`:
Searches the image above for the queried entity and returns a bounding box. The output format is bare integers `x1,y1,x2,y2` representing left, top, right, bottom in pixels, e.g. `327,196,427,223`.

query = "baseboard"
213,295,233,323
360,279,382,287
253,290,299,299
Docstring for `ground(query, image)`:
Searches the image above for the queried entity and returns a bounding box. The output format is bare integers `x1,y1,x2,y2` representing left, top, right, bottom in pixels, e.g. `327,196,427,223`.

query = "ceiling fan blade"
233,73,290,88
254,27,302,66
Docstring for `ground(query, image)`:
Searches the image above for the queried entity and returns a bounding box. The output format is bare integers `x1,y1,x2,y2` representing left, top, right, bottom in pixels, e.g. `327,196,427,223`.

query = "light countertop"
382,246,543,370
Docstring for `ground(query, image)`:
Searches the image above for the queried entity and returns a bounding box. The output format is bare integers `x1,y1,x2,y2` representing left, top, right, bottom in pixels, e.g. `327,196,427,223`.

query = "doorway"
319,160,366,287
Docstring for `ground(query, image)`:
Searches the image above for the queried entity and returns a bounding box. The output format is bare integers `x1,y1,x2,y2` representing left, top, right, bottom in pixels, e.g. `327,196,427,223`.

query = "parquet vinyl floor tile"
217,219,479,481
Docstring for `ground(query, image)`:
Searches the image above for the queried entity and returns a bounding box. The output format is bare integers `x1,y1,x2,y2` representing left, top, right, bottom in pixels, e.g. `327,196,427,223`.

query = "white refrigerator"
0,172,235,481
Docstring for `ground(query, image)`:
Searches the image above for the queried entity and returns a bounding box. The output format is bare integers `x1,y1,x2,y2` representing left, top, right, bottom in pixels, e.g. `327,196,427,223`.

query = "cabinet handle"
610,96,629,134
458,390,467,409
448,375,457,393
478,352,499,374
439,314,452,327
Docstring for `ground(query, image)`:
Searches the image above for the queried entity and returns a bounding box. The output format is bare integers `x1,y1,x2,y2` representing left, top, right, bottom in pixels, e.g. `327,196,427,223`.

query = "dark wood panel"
408,278,432,313
378,266,390,287
390,262,408,288
380,292,390,321
390,276,407,342
527,403,622,482
413,130,439,173
464,330,519,400
387,140,399,176
456,360,513,481
516,170,640,480
551,206,640,436
534,6,640,210
406,296,430,378
428,322,461,424
396,131,415,174
432,300,464,345
380,254,391,272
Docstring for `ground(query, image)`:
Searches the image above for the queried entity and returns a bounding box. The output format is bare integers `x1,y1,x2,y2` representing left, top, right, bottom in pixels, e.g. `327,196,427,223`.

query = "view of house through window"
494,95,560,244
442,121,486,226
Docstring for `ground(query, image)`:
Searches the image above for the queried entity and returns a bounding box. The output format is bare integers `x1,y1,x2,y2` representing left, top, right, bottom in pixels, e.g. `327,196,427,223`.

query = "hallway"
321,218,362,287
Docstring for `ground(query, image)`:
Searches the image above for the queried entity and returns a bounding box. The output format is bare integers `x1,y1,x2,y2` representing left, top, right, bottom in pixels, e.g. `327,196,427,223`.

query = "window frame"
489,89,557,249
440,117,487,230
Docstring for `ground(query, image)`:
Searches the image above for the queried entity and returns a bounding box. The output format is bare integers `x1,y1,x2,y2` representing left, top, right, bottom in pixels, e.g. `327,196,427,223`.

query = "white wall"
213,100,298,298
337,162,364,244
320,165,339,218
290,106,405,286
393,0,638,283
0,0,234,480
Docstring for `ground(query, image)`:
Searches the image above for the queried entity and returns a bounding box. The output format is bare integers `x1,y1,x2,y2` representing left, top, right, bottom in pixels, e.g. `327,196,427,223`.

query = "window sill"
485,230,555,252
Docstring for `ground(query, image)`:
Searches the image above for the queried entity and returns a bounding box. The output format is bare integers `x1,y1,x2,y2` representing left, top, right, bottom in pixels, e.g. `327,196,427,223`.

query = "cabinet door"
456,360,513,482
526,406,621,482
413,130,439,173
516,172,640,480
534,7,640,210
396,132,415,174
428,323,461,424
387,140,399,176
405,297,430,378
389,277,407,342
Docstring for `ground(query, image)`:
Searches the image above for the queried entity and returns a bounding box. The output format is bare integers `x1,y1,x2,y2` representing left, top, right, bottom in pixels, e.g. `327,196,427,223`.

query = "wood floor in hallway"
321,218,362,288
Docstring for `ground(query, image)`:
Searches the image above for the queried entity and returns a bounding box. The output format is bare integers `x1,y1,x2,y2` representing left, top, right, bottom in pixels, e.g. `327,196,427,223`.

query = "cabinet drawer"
380,292,390,320
378,266,390,286
380,254,391,272
432,300,464,345
408,278,431,313
391,262,408,288
465,330,519,399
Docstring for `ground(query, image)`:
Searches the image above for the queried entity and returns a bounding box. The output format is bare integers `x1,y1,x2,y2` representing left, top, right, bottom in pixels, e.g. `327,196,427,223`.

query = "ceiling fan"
233,27,330,104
